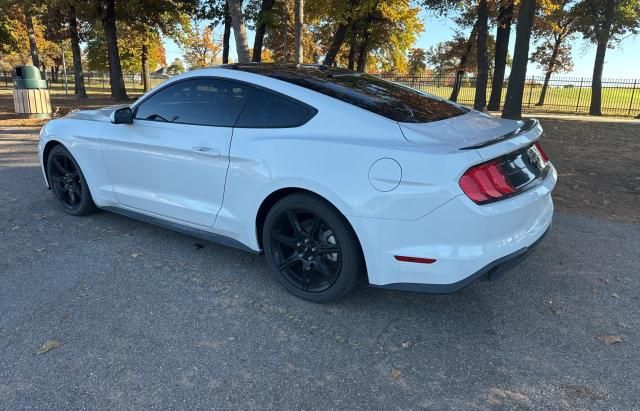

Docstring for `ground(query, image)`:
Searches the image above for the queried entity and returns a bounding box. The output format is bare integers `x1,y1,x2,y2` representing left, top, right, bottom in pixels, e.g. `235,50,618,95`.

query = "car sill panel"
102,206,258,254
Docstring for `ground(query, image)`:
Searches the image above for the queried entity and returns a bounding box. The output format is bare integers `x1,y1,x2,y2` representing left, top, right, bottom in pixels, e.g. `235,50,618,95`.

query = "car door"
101,77,249,227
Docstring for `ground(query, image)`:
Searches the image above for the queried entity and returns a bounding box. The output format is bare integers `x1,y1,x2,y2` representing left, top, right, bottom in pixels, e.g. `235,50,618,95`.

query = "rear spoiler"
459,119,539,150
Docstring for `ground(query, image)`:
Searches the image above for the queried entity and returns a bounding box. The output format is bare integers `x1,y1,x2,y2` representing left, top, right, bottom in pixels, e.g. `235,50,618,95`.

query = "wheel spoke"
308,217,321,238
277,254,299,271
68,189,76,204
71,184,82,197
286,210,304,234
302,271,311,291
272,231,298,248
313,261,336,285
53,158,66,174
318,244,340,254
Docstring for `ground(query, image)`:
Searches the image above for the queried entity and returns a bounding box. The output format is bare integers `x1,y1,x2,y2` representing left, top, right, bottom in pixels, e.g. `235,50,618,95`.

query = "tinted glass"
134,78,248,127
235,88,317,128
270,72,467,123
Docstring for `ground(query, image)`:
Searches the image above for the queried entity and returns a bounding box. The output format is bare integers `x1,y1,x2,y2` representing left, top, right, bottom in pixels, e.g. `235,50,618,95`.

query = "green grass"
404,82,640,117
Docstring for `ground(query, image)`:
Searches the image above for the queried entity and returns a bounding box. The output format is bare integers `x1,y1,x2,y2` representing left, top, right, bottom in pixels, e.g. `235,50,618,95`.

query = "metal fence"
379,74,640,117
0,71,168,94
2,70,639,117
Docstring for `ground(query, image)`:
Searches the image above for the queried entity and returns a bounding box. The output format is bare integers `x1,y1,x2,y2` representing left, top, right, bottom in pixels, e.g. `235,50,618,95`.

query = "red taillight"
459,160,515,204
534,141,549,162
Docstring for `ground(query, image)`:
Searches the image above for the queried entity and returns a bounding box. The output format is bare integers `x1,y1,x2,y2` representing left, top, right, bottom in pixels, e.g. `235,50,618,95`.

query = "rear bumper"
351,163,556,290
372,225,549,294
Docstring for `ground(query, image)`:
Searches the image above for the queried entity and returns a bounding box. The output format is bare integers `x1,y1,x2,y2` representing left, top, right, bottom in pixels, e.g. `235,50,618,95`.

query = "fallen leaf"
391,368,401,381
401,340,412,349
11,226,19,231
596,335,622,346
194,243,205,250
130,253,141,258
612,293,620,300
35,339,62,354
35,248,46,252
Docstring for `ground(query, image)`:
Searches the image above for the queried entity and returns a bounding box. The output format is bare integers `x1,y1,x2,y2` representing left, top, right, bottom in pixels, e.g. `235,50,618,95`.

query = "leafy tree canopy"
85,24,166,73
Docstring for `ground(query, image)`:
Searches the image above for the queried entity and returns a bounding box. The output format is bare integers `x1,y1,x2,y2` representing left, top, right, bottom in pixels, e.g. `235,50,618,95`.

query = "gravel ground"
1,126,639,409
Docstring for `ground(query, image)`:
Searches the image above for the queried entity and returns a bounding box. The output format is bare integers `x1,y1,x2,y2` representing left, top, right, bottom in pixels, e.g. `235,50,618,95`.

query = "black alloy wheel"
46,145,96,216
263,193,363,302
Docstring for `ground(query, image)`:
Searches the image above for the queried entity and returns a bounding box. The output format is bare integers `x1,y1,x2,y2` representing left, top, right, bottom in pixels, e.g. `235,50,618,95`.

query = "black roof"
217,63,467,124
219,63,360,80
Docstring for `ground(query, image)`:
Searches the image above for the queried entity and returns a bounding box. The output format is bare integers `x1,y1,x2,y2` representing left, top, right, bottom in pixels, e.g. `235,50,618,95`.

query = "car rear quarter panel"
216,105,482,251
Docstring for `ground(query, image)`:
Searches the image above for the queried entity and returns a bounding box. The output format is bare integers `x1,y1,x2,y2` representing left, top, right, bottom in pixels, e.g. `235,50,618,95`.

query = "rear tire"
262,193,363,303
46,144,96,216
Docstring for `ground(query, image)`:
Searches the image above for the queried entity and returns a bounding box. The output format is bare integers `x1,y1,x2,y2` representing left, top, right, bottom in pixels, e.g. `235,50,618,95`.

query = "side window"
235,87,317,128
134,78,248,127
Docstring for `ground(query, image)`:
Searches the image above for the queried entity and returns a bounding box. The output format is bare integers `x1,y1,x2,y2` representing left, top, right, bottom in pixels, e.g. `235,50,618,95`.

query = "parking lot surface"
1,127,639,409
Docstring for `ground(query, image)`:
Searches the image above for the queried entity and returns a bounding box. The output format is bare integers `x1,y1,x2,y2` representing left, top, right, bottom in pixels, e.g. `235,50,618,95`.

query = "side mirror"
110,107,133,124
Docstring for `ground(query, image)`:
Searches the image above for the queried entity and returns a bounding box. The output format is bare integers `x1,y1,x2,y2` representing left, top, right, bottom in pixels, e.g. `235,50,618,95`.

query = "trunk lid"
398,110,542,158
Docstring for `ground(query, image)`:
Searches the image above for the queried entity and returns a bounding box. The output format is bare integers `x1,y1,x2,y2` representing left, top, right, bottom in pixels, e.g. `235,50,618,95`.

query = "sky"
163,12,640,78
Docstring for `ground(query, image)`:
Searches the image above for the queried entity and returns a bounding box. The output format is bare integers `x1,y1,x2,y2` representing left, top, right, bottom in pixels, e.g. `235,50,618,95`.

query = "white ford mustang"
39,64,556,302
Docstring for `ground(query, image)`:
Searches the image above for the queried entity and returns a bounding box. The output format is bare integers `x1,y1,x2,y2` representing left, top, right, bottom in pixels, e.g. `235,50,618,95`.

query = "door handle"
191,146,220,158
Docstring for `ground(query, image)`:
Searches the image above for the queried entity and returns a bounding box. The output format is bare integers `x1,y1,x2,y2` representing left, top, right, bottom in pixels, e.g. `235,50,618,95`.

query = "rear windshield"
270,73,468,123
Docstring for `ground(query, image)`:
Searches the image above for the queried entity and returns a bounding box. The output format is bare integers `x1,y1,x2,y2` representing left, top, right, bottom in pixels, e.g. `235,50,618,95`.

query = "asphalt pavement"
1,127,639,409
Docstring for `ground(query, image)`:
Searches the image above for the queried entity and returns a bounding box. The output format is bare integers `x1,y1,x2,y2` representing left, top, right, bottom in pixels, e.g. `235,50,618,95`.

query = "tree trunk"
536,38,561,106
324,23,349,66
450,24,477,102
293,0,304,64
356,7,377,73
101,0,128,100
474,0,489,111
487,1,513,111
356,33,370,72
227,0,251,63
589,0,615,116
536,70,553,106
24,7,41,68
323,0,359,66
68,7,87,98
347,32,357,70
222,3,231,64
141,41,150,92
502,0,536,120
252,0,275,62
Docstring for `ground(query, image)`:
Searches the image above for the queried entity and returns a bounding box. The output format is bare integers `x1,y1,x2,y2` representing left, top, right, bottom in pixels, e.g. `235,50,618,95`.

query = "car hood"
65,105,130,122
398,110,526,149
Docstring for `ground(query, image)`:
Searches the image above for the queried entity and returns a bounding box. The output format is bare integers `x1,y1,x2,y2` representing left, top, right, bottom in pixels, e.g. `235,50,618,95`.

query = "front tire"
262,193,364,303
46,144,96,216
